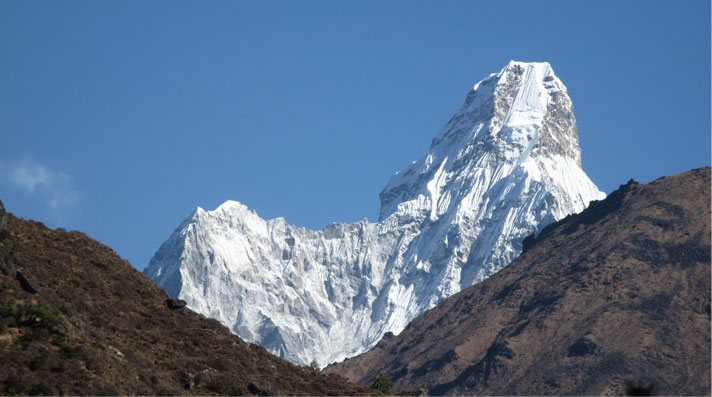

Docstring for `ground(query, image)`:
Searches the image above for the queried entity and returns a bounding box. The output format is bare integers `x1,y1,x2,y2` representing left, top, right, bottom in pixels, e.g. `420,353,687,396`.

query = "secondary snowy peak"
145,61,605,367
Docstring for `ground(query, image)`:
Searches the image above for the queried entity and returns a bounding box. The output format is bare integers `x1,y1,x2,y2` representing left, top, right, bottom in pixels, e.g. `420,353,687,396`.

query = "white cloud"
6,159,79,210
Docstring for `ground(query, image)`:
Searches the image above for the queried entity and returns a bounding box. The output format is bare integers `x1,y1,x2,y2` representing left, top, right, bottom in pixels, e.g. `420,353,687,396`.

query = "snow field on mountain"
145,61,605,366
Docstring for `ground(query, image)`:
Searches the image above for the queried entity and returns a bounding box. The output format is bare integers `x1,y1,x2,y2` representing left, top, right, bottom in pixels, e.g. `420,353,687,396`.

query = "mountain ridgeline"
326,167,711,396
0,204,368,396
144,61,604,366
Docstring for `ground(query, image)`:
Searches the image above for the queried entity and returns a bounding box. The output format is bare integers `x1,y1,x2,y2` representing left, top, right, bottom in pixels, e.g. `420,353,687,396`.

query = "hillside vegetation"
328,168,711,396
0,203,368,396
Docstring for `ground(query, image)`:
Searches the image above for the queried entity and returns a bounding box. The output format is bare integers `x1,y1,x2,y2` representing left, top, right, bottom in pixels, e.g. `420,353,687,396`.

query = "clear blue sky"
1,1,709,270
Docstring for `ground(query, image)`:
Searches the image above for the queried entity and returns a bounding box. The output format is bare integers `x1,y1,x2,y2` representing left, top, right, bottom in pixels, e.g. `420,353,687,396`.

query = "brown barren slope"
0,204,369,395
327,167,711,396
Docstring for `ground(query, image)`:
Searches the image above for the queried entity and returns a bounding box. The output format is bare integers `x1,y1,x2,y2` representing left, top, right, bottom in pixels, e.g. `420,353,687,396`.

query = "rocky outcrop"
179,371,195,390
165,299,187,310
0,200,16,278
15,271,39,294
248,382,272,396
0,200,38,293
0,243,16,278
0,200,7,231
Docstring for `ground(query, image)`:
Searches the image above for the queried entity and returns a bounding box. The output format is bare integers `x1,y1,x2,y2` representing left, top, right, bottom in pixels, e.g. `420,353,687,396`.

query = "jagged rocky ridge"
144,61,605,366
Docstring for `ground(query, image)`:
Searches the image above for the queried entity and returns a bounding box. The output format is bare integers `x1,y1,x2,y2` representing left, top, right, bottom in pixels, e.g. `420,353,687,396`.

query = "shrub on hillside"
371,373,393,395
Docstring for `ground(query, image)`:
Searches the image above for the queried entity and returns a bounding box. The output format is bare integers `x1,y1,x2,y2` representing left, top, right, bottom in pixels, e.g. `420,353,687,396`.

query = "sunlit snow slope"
144,61,605,366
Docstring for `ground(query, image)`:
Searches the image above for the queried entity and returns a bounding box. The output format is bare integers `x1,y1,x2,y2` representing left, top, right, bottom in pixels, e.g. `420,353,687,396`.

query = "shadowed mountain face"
0,208,367,395
326,167,711,396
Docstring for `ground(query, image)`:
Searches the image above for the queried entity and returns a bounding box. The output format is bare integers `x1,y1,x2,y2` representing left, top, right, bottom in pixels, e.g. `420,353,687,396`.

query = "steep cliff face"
145,61,604,366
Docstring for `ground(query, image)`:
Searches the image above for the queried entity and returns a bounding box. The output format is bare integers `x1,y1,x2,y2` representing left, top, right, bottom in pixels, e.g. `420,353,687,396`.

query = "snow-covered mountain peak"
145,61,604,367
208,200,252,216
378,61,583,223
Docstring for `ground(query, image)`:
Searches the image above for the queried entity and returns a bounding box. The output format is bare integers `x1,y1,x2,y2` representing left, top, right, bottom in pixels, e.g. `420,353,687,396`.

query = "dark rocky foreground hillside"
0,202,368,395
327,167,711,396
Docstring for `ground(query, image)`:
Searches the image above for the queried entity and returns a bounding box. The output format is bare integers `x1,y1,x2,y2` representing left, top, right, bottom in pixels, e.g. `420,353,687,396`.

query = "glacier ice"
144,61,605,366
